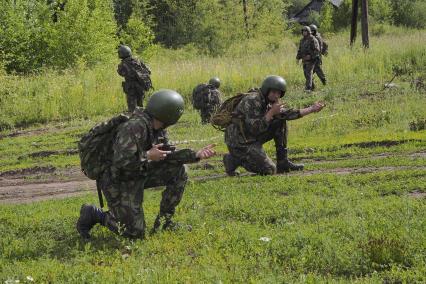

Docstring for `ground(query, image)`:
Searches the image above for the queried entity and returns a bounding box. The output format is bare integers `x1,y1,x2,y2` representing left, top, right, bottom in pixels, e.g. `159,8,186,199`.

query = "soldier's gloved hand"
311,101,326,113
147,144,172,161
196,144,216,160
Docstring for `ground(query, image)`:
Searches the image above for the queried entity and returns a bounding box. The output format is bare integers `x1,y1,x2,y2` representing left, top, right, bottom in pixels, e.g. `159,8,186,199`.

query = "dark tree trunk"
350,0,359,46
361,0,370,48
242,0,249,38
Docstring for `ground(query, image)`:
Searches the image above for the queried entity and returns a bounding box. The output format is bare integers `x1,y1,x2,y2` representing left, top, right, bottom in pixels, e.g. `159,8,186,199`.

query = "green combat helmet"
146,89,185,126
309,24,318,35
260,75,287,98
209,77,221,89
302,26,312,34
118,45,132,59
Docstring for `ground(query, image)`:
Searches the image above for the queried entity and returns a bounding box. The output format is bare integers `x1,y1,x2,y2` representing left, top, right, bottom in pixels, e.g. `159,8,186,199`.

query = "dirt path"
1,163,425,204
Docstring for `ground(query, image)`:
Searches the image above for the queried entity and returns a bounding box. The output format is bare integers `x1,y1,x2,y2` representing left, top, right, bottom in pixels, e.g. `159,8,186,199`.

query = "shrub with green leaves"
0,0,118,73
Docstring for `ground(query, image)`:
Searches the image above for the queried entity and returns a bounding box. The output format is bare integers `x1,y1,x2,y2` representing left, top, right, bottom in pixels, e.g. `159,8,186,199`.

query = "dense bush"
0,0,118,73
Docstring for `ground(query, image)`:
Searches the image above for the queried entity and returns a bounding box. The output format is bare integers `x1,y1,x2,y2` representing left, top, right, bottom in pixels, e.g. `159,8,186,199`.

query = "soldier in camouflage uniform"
223,75,325,176
117,45,153,112
309,24,327,87
192,77,222,124
77,90,216,239
296,26,321,91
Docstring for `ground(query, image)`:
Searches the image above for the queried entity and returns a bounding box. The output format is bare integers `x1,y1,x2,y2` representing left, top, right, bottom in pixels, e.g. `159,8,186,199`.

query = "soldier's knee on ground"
260,163,277,176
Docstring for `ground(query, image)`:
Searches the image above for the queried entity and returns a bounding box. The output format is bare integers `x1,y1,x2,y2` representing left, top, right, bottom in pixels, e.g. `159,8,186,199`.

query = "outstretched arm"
300,101,325,117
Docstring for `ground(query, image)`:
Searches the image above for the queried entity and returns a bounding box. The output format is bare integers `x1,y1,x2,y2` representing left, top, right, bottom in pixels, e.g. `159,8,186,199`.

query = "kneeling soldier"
223,75,324,176
77,90,215,239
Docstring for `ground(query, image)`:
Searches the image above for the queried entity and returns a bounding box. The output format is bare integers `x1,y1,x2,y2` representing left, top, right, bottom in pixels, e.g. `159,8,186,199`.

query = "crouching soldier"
192,77,222,124
77,90,216,239
223,75,325,176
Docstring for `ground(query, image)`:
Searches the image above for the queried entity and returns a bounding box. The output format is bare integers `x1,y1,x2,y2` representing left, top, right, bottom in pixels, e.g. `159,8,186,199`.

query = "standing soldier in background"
296,26,320,92
223,75,325,176
310,24,328,87
117,45,153,112
192,77,222,124
77,90,216,239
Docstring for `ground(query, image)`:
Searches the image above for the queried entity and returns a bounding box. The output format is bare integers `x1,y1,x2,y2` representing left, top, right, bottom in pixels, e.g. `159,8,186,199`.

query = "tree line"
0,0,424,73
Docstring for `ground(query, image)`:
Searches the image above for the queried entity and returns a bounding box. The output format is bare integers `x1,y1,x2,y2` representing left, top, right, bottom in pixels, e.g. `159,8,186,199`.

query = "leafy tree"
120,15,155,56
0,0,118,73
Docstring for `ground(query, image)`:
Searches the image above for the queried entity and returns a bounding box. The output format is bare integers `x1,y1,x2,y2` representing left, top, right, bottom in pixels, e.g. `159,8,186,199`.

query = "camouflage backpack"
192,83,209,110
210,93,250,131
119,58,153,91
134,60,153,91
78,114,129,180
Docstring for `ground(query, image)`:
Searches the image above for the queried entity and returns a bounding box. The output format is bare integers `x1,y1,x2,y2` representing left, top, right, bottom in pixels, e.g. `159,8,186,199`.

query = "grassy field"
0,30,426,283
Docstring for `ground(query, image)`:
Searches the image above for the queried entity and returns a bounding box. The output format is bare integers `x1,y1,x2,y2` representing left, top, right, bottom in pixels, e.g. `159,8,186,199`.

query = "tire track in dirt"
1,164,425,204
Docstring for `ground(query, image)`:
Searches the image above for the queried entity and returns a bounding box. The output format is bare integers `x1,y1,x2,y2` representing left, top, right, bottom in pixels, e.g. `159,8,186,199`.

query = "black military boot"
276,148,304,173
150,214,191,235
76,204,105,239
223,154,240,176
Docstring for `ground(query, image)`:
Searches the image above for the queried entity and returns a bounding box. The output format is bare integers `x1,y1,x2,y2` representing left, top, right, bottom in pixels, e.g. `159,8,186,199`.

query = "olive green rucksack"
78,114,129,180
210,93,250,131
192,83,209,110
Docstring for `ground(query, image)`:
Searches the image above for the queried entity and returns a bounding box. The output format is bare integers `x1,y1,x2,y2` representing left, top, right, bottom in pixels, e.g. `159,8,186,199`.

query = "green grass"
0,30,425,129
0,30,426,282
1,171,426,283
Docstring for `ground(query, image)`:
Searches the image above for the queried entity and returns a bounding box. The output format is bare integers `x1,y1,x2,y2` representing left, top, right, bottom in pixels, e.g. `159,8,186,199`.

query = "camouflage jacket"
206,87,222,108
314,33,328,56
225,90,302,147
111,108,198,180
192,84,222,109
296,35,320,61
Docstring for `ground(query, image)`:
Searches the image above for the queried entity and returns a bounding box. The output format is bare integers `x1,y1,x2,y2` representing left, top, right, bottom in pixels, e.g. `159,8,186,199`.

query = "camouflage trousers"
313,59,326,87
200,107,215,124
227,119,288,175
303,61,316,91
122,81,145,112
98,161,188,239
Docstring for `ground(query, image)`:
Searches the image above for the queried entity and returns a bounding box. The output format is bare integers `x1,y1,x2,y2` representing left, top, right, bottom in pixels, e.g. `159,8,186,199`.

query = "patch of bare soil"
0,160,425,204
0,180,95,203
342,139,424,149
0,166,57,178
18,149,78,160
408,191,426,198
0,128,50,139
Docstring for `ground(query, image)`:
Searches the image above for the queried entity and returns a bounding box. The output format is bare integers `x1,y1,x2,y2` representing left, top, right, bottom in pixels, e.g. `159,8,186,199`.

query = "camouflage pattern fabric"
78,114,129,180
315,33,328,56
193,84,222,124
303,61,317,90
296,35,320,91
225,91,302,175
313,33,327,86
97,108,199,238
117,57,152,112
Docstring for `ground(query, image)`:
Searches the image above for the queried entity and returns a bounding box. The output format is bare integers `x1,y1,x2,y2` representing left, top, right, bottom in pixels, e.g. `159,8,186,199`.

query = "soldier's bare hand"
270,103,284,116
196,144,216,160
147,144,171,161
311,101,326,113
